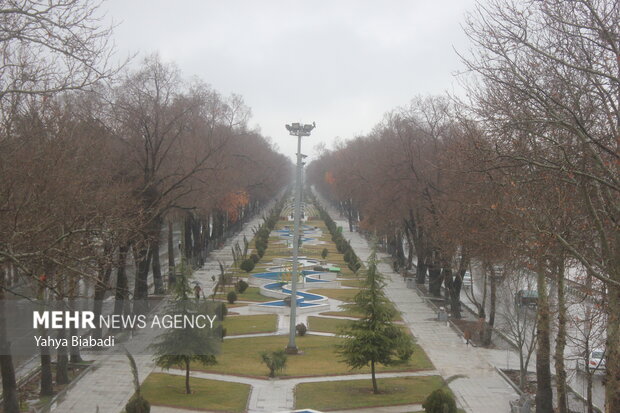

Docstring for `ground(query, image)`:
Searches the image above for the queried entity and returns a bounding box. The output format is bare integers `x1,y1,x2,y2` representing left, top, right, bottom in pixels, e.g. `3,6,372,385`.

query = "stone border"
495,366,524,397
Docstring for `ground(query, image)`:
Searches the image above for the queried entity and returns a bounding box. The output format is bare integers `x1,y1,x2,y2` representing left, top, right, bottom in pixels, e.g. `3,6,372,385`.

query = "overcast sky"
103,0,478,159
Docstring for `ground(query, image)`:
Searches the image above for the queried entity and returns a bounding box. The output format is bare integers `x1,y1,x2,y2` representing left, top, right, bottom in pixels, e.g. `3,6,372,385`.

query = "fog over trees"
1,1,619,413
0,2,289,412
308,2,619,412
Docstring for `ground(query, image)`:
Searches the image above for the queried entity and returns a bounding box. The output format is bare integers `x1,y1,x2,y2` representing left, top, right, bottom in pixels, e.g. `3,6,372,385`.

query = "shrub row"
253,199,285,258
312,200,362,273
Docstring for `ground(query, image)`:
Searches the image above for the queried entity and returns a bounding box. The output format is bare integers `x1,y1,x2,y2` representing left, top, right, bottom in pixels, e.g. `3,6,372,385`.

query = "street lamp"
285,121,315,354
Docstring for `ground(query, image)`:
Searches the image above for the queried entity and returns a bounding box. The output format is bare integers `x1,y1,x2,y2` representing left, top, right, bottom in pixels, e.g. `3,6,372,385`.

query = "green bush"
250,253,260,263
348,260,362,273
125,394,150,413
423,388,457,413
217,302,228,320
227,291,237,304
296,323,307,336
240,258,255,273
236,279,249,294
256,245,266,258
255,237,267,251
321,248,329,259
335,239,345,253
260,350,287,378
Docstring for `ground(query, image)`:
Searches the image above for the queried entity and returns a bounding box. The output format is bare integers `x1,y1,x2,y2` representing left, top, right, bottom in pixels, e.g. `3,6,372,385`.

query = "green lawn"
223,314,277,335
295,375,445,411
212,286,272,302
321,308,403,322
257,218,363,277
197,335,433,377
307,316,352,334
409,410,466,413
307,316,408,335
340,278,365,288
141,372,250,412
307,288,359,302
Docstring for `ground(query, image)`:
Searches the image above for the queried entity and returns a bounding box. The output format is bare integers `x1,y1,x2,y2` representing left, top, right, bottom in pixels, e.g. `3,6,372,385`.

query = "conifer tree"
337,248,414,394
150,262,218,394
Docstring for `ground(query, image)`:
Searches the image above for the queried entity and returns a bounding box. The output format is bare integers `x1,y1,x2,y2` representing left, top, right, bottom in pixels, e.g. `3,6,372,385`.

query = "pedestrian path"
50,204,277,413
157,368,440,413
313,189,518,413
51,192,518,413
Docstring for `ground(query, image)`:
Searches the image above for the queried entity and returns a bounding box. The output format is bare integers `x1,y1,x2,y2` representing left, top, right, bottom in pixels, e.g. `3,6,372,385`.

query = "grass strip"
295,375,444,411
141,372,250,412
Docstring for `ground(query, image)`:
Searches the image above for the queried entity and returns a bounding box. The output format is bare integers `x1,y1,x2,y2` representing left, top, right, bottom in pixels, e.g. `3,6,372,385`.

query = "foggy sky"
104,0,477,160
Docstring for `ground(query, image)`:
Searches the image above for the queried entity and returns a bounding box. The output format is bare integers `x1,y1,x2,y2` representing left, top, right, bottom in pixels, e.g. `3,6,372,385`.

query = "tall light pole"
285,121,315,354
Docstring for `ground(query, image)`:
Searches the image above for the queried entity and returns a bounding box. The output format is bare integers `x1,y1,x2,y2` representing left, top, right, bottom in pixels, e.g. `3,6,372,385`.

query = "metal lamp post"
285,121,315,354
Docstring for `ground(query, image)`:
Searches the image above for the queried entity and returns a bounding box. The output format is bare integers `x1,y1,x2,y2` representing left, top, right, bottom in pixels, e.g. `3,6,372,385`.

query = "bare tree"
461,1,620,411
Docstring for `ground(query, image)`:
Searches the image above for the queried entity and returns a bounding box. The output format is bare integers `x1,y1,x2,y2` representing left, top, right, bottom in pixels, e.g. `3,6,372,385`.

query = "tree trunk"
152,231,164,294
185,358,191,394
0,354,19,413
554,256,568,413
535,268,553,413
55,280,68,385
403,224,414,270
40,351,54,396
92,261,112,340
394,231,405,271
584,272,594,413
168,220,176,287
519,354,526,391
55,327,69,385
482,264,497,347
184,215,193,262
0,274,19,413
605,281,620,413
449,269,462,319
371,359,379,394
428,263,442,297
345,200,354,232
586,366,594,413
416,257,427,284
69,275,82,363
489,266,496,328
133,242,152,314
113,243,130,319
191,216,202,268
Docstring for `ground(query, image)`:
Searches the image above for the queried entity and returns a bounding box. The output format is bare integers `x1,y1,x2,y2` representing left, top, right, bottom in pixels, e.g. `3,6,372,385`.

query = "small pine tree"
150,263,218,394
227,290,237,304
423,388,457,413
321,248,329,259
337,248,414,394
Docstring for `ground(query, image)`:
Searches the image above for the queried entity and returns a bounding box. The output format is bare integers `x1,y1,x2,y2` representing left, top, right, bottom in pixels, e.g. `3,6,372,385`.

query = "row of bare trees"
0,2,290,412
308,1,619,412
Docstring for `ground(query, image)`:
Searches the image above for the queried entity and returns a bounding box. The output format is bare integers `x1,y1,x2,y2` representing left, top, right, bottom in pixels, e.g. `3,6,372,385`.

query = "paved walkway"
50,203,277,413
155,368,440,413
51,192,518,413
314,190,518,413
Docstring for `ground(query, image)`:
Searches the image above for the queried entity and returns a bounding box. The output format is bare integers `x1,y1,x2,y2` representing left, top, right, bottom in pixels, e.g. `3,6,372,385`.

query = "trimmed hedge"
311,198,361,273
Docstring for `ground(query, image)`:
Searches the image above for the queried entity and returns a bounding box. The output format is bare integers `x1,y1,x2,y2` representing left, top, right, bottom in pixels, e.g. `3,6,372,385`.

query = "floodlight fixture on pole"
285,121,315,354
